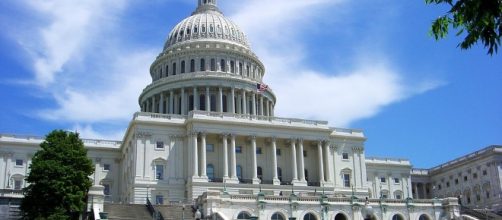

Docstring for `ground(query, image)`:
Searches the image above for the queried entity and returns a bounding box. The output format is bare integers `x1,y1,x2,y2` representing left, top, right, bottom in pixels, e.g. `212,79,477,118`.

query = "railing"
365,156,411,164
0,134,122,147
189,111,328,126
134,112,187,120
146,198,164,220
462,206,501,220
0,189,23,197
429,145,502,173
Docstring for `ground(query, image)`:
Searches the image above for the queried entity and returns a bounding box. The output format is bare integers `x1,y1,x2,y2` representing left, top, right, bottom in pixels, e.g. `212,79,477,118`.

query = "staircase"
155,205,195,220
462,206,502,220
104,204,152,220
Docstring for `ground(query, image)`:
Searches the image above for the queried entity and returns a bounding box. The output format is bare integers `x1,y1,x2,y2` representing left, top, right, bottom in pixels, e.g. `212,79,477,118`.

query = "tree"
20,130,94,220
426,0,502,55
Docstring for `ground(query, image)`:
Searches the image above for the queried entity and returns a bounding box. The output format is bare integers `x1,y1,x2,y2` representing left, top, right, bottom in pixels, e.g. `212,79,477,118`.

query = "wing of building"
1,0,499,220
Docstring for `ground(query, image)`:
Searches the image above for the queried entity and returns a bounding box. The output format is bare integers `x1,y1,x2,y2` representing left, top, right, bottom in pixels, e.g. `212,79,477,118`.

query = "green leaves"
426,0,502,55
20,130,94,220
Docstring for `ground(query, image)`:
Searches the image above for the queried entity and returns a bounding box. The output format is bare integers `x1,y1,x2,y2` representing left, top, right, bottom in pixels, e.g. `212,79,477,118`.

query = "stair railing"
146,198,165,220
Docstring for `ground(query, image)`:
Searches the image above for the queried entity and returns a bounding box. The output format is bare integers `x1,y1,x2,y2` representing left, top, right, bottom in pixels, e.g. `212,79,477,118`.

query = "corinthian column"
200,133,207,180
318,141,325,183
298,139,306,182
251,136,260,184
290,139,298,183
271,138,280,185
192,133,199,178
222,134,229,179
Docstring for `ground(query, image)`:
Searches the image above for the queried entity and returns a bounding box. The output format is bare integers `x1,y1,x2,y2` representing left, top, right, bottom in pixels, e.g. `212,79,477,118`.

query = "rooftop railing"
0,134,122,147
429,145,502,172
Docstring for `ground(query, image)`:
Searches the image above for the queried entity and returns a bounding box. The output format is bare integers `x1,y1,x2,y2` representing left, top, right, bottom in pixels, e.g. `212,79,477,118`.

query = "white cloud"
72,124,125,141
229,0,443,127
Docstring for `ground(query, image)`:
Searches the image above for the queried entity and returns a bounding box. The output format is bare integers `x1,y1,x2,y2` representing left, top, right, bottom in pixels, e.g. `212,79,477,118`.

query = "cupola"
193,0,221,15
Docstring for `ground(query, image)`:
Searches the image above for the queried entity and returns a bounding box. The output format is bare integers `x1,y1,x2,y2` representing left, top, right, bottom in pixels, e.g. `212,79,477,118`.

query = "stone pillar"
222,134,228,179
271,138,280,185
218,87,223,113
192,133,199,178
324,142,332,183
193,87,199,111
242,90,247,115
260,96,264,116
181,88,186,115
318,141,325,183
251,93,256,116
266,101,270,117
231,88,236,114
200,133,207,179
298,139,306,182
159,93,165,114
414,183,419,199
251,136,259,184
228,135,238,183
206,87,210,111
169,91,174,114
290,139,298,182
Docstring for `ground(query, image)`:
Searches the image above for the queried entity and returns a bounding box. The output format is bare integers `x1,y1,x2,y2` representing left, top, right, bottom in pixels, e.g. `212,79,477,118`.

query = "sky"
0,0,500,169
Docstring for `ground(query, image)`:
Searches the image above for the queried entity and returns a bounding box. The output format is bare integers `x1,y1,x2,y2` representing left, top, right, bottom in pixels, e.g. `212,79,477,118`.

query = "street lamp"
361,198,374,220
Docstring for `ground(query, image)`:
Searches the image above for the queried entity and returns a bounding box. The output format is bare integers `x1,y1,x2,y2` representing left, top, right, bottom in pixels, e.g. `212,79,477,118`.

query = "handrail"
146,198,164,220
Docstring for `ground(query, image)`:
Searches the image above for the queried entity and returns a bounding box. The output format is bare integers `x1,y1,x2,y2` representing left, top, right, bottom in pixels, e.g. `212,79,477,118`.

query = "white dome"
164,3,249,50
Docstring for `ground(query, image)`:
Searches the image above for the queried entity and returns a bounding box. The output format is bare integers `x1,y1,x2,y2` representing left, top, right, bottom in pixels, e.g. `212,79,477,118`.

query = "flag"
257,83,268,93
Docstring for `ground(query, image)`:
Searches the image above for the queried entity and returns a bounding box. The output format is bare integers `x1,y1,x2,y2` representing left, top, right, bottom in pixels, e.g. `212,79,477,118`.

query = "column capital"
297,138,304,143
249,135,257,141
271,136,277,142
220,133,229,139
199,132,207,138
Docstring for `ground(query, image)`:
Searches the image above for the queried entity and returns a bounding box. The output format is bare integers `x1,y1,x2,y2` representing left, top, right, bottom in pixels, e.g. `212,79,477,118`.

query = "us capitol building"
0,1,500,220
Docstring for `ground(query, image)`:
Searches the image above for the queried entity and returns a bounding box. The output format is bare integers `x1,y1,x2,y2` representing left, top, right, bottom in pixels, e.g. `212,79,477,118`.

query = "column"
298,139,305,182
205,87,210,111
231,87,236,114
230,135,237,180
290,139,298,182
159,93,165,114
222,135,228,178
266,101,270,117
181,88,186,115
169,91,174,114
193,87,199,110
251,136,259,184
146,99,151,112
242,90,247,115
318,141,325,183
218,87,223,113
324,142,332,183
251,93,256,116
271,104,275,117
260,96,264,116
152,96,157,113
414,183,419,199
200,133,207,178
192,133,199,178
271,138,279,185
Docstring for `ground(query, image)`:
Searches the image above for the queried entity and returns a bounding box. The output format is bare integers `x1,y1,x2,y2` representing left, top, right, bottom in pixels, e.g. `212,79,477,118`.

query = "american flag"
257,83,268,93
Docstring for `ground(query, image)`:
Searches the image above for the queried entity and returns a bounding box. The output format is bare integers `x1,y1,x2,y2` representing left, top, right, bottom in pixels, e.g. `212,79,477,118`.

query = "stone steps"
155,205,195,220
104,204,152,220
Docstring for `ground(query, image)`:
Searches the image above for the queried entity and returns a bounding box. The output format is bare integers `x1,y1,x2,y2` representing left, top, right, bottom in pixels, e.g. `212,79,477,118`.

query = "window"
473,173,478,179
220,59,226,72
455,179,459,185
464,176,468,181
438,184,442,190
271,213,285,220
396,194,402,199
190,59,195,72
172,63,177,75
342,153,349,160
165,65,169,77
467,196,471,204
210,95,216,111
394,178,400,184
14,180,22,190
237,212,251,219
239,62,243,75
343,174,351,187
303,150,307,157
222,95,228,112
210,59,216,71
305,169,309,181
103,164,111,171
201,24,206,33
181,61,186,73
200,59,206,71
15,159,23,166
486,192,490,198
156,165,164,180
156,141,164,149
380,177,386,183
236,146,242,153
277,168,283,181
446,182,450,187
303,213,317,220
256,147,262,154
476,194,481,201
237,165,243,180
483,170,488,176
276,149,281,156
207,164,215,181
230,61,235,73
206,144,214,152
257,167,263,180
103,184,110,195
155,195,164,205
392,215,404,220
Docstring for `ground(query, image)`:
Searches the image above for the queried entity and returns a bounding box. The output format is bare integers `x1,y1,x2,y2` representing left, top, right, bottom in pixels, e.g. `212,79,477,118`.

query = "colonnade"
141,86,275,117
189,133,333,186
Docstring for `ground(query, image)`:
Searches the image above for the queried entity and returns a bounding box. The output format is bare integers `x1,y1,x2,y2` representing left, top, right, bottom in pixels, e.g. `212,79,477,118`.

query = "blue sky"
0,0,500,169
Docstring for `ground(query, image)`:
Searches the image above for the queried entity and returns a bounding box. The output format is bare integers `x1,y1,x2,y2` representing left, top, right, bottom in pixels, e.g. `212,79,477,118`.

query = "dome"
163,1,250,50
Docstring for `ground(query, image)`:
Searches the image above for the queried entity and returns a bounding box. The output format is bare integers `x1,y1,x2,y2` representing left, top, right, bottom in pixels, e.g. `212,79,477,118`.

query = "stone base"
224,177,240,184
272,178,281,185
190,176,209,183
252,178,261,185
292,180,308,187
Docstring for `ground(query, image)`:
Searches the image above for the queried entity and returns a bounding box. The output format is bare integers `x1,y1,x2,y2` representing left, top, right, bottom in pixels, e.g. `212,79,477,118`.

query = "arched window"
334,213,348,220
230,61,235,73
303,213,317,220
277,168,282,182
222,95,228,112
220,59,226,72
194,25,198,33
209,24,214,33
392,214,404,220
200,95,206,111
200,59,206,71
210,59,216,71
419,214,431,220
159,68,163,78
187,27,191,35
237,212,251,219
210,95,216,111
202,24,206,33
271,213,285,220
257,167,263,180
181,61,186,73
190,59,195,72
237,165,243,180
207,164,215,181
172,62,177,75
165,65,169,77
